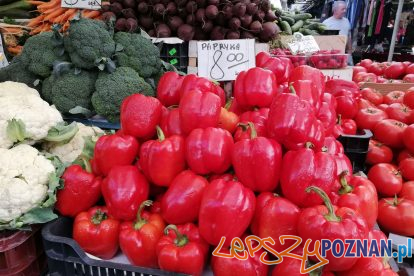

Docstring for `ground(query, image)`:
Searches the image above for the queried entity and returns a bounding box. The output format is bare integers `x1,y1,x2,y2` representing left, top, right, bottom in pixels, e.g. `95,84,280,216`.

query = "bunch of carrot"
0,23,31,55
27,0,102,35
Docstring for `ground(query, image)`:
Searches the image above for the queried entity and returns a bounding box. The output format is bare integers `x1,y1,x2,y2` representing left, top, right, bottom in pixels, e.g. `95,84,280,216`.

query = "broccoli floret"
91,67,154,122
42,70,97,114
113,32,162,79
19,32,68,78
64,18,116,70
0,55,41,90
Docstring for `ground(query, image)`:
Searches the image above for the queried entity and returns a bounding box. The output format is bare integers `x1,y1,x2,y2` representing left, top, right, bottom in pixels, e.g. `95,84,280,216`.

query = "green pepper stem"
305,142,315,149
225,98,233,110
237,123,249,132
247,122,257,139
164,225,189,247
134,200,152,230
156,126,165,142
306,186,341,222
91,209,107,225
289,83,297,94
338,171,353,195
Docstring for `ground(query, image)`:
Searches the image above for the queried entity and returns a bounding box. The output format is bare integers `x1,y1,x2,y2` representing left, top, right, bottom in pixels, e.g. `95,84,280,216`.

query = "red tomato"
373,119,407,149
377,104,389,112
403,74,414,83
386,103,412,124
361,87,383,106
366,139,393,165
355,72,378,83
399,158,414,181
403,125,414,153
336,96,358,119
376,76,388,83
399,181,414,201
360,59,373,69
398,149,414,164
384,62,406,79
352,66,367,79
406,64,414,75
403,88,414,109
384,91,405,105
354,107,388,130
368,163,403,196
357,98,375,109
378,197,414,236
369,62,386,76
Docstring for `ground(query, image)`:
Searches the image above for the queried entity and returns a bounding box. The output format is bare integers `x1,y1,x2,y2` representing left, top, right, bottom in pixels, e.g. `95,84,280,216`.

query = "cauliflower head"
0,144,55,224
0,81,64,149
43,123,104,164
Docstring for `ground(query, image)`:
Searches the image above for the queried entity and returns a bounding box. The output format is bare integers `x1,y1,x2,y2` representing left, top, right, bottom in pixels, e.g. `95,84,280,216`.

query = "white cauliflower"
0,81,64,149
0,144,55,224
43,123,104,164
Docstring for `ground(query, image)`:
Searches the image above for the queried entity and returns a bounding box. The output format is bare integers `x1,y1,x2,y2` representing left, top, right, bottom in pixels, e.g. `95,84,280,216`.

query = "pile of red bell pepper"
54,55,398,276
348,85,414,238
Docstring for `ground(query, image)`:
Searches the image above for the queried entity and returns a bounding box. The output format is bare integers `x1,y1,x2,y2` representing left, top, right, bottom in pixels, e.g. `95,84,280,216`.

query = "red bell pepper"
232,123,282,192
120,94,163,139
227,97,250,116
156,71,184,107
139,126,185,187
218,106,239,134
335,94,358,120
101,165,149,221
208,173,235,182
322,136,344,155
185,127,234,175
298,187,369,272
119,200,165,268
157,225,206,276
280,145,339,208
73,206,120,259
332,116,357,137
161,170,209,224
284,119,326,151
278,82,290,94
325,79,359,97
336,173,378,229
56,164,101,217
323,93,337,110
234,67,278,108
160,107,184,137
93,134,139,176
267,92,317,150
289,65,325,97
199,179,256,246
234,108,269,142
334,153,353,179
180,74,226,106
317,101,337,136
291,80,321,112
150,193,164,214
337,257,397,276
211,245,269,276
250,193,300,253
256,51,292,83
179,90,222,135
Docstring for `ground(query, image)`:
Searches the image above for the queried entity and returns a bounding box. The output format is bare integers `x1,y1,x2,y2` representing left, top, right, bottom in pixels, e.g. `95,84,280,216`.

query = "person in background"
322,1,353,65
396,20,406,44
404,16,414,46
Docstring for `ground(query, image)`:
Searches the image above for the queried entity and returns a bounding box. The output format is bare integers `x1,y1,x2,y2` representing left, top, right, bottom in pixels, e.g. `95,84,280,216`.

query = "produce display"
277,11,325,36
0,17,174,123
102,0,280,41
270,49,348,69
353,59,414,83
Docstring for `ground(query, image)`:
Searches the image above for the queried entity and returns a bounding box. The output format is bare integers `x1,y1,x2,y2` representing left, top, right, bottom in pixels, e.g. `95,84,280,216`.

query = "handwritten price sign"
197,39,256,81
61,0,100,10
287,33,320,55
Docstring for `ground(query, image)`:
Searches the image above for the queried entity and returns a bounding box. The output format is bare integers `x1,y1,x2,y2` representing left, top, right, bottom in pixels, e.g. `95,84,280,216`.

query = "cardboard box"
361,83,414,94
321,67,353,81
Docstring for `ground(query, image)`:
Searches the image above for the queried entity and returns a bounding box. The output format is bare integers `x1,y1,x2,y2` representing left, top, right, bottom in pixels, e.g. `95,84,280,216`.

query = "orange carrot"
58,8,77,22
27,0,47,6
7,46,23,55
62,21,70,32
37,0,60,11
1,27,24,34
44,8,67,21
81,10,100,18
27,15,45,27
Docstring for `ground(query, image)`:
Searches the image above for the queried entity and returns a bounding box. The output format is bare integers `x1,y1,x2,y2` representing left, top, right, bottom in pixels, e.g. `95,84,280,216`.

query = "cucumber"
291,20,304,32
307,22,326,30
300,28,317,35
280,21,292,35
291,13,312,21
280,16,295,26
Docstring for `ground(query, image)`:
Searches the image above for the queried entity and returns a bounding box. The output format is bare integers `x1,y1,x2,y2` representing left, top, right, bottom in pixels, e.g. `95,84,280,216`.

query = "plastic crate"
338,129,373,153
42,217,187,276
309,54,348,69
273,54,309,67
155,42,189,73
0,226,46,276
343,150,368,173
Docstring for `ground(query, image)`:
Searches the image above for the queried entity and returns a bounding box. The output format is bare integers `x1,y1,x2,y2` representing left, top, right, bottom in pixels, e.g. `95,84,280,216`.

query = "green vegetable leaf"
139,28,152,39
44,122,79,143
69,106,93,117
105,58,116,73
97,63,105,71
74,68,82,75
3,17,16,24
115,43,124,52
7,118,27,143
161,60,178,73
52,61,73,77
33,79,41,87
15,208,57,226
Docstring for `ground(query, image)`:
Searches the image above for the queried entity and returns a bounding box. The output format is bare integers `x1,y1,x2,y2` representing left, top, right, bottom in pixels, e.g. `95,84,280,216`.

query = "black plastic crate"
344,150,368,173
41,217,186,276
338,129,373,153
155,42,189,73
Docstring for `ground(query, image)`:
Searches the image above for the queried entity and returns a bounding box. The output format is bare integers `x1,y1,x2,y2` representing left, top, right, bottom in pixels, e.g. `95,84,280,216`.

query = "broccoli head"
42,69,97,114
64,18,116,70
19,32,68,78
0,55,41,90
91,67,154,122
113,32,162,79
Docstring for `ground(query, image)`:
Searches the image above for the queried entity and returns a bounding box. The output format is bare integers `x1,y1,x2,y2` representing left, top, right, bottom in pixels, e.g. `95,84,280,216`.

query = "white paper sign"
197,39,256,81
61,0,101,10
0,34,9,68
288,33,320,55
